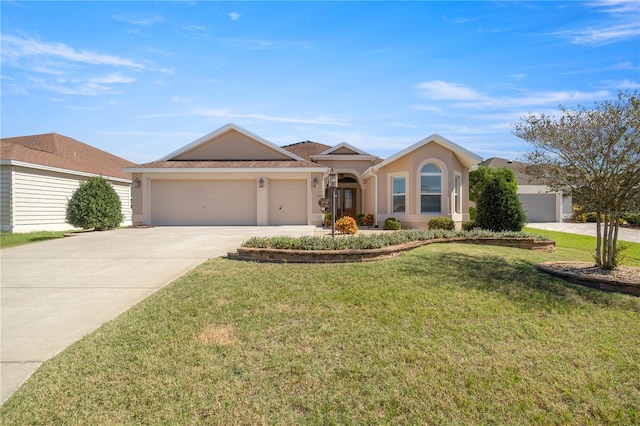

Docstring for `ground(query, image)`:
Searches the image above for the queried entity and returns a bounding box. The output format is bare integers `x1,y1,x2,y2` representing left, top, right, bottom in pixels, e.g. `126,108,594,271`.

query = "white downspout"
373,169,379,228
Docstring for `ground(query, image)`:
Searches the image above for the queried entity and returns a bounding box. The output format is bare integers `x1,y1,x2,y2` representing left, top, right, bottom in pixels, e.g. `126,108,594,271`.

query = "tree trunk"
595,211,602,267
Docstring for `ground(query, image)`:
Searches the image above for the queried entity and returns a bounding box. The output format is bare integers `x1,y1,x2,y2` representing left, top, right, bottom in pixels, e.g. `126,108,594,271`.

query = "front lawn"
1,243,639,424
0,231,66,249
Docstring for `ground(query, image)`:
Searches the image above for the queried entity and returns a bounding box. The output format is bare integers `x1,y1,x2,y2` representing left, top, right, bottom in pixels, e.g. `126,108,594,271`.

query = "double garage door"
150,179,307,226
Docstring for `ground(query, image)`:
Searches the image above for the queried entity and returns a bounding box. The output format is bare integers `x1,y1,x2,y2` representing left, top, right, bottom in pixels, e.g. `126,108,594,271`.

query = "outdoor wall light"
258,177,264,188
313,177,318,187
133,178,141,188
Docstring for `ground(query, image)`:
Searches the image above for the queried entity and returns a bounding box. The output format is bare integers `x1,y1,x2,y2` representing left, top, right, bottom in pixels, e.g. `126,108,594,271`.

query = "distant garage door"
150,180,257,225
269,179,307,225
519,194,556,223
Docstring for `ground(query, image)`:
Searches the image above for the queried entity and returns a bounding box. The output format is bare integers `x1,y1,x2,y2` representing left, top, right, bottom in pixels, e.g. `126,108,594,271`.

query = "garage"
519,194,556,223
150,180,257,225
269,179,307,225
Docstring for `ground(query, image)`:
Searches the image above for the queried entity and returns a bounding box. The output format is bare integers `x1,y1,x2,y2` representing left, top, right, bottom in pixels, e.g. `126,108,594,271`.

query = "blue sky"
2,1,639,164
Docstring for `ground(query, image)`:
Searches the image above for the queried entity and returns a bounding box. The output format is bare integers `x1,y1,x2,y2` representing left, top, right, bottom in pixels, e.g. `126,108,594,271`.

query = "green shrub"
428,216,455,230
475,176,526,232
323,213,332,227
462,220,476,231
362,213,376,227
623,212,640,225
585,212,604,223
383,217,401,230
336,216,358,234
469,206,477,221
355,213,366,226
66,176,122,231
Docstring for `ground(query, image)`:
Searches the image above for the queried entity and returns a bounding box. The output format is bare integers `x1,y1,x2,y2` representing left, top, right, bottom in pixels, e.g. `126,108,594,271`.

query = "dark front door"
338,188,357,219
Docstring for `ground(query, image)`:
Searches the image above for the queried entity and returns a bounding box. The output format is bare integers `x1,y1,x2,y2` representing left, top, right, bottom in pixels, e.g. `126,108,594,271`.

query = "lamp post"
328,168,338,239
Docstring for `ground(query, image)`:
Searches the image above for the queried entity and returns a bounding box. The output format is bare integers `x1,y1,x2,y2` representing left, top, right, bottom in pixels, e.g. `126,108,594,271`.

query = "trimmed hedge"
243,229,549,251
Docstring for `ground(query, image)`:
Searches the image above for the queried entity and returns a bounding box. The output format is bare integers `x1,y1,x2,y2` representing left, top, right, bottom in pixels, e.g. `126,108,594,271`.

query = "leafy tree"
513,90,640,269
66,176,122,231
475,175,527,232
469,166,518,203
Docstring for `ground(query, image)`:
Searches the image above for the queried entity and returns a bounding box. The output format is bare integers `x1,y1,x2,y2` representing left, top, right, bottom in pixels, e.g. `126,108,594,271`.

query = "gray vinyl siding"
1,165,12,231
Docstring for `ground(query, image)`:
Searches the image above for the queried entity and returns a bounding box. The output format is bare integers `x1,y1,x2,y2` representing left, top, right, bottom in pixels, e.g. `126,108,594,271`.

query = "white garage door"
519,194,556,223
269,180,307,225
151,180,257,225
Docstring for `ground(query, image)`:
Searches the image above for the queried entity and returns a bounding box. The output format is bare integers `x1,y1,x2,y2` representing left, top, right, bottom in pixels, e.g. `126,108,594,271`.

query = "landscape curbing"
537,262,640,297
228,237,556,263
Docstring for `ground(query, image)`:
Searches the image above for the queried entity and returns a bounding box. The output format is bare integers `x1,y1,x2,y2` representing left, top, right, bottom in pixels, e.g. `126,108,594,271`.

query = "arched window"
420,164,441,213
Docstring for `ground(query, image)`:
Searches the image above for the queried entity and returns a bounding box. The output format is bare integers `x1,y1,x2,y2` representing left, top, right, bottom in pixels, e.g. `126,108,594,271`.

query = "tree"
469,166,518,203
513,90,640,269
66,176,123,231
475,175,527,232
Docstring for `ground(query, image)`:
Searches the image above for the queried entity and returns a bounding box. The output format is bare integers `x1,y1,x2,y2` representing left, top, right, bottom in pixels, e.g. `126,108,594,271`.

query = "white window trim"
388,172,408,216
453,171,462,219
416,158,448,215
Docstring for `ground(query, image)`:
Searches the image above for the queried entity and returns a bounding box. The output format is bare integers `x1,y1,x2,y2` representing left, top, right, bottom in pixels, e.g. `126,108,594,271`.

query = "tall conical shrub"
475,176,526,232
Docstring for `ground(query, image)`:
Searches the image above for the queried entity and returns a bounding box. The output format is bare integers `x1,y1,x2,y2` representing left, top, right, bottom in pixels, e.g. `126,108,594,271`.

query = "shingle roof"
132,160,324,169
281,141,332,161
480,157,549,185
1,133,135,180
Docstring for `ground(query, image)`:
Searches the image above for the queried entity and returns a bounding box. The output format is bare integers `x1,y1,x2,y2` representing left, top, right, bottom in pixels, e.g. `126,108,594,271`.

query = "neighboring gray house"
480,157,572,223
1,133,135,232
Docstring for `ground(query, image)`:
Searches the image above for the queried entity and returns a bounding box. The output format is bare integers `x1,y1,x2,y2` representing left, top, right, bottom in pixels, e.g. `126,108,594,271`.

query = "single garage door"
150,180,257,225
519,194,556,223
269,179,307,225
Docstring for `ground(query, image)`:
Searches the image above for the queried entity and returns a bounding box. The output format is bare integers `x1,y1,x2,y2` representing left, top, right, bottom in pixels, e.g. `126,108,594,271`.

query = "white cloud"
413,81,486,101
193,108,351,126
112,15,163,26
1,34,145,69
229,12,240,21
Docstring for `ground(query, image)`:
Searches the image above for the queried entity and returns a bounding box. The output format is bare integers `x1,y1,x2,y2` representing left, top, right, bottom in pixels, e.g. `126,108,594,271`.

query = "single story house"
1,133,135,232
480,157,572,223
125,123,482,228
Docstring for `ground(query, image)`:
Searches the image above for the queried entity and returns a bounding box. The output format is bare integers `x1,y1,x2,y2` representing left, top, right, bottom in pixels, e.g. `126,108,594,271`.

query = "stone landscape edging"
537,262,640,297
228,237,555,264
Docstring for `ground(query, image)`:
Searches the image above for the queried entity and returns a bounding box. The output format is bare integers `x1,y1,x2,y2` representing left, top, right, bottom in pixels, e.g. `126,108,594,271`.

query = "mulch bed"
538,261,640,297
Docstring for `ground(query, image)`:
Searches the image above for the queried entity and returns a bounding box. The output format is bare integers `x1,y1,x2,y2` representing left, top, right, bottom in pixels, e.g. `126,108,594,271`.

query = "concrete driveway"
0,225,314,404
527,222,639,243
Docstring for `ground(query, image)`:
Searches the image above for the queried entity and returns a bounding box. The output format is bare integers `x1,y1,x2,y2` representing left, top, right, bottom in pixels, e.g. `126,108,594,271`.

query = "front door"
339,188,357,219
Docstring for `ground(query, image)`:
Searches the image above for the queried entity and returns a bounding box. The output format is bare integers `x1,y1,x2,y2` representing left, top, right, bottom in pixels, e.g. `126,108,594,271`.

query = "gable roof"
0,133,135,180
481,157,549,185
159,123,305,162
368,133,482,173
318,142,371,156
281,141,332,161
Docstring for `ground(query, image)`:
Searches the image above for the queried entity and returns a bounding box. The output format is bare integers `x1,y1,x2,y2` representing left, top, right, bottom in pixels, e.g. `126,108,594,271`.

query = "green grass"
2,242,639,425
524,227,640,267
0,231,67,249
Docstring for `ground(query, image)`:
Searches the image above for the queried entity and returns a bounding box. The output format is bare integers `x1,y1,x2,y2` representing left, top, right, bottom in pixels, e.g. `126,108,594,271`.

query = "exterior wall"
3,165,131,233
374,142,467,228
134,171,321,226
173,130,291,161
1,165,12,231
316,159,374,176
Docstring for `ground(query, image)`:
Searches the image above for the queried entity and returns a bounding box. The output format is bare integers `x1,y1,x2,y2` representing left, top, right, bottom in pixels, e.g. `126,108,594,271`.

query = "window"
421,164,441,213
392,176,405,213
454,174,461,215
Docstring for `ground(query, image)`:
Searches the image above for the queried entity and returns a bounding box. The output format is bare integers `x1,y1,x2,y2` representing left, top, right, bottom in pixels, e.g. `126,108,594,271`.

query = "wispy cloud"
229,12,240,21
30,72,136,96
413,80,610,108
112,15,163,26
551,0,640,46
1,34,145,69
139,107,351,127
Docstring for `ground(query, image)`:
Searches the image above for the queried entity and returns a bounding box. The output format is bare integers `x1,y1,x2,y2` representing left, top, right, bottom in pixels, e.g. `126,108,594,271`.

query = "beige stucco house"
125,123,482,228
1,133,135,232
